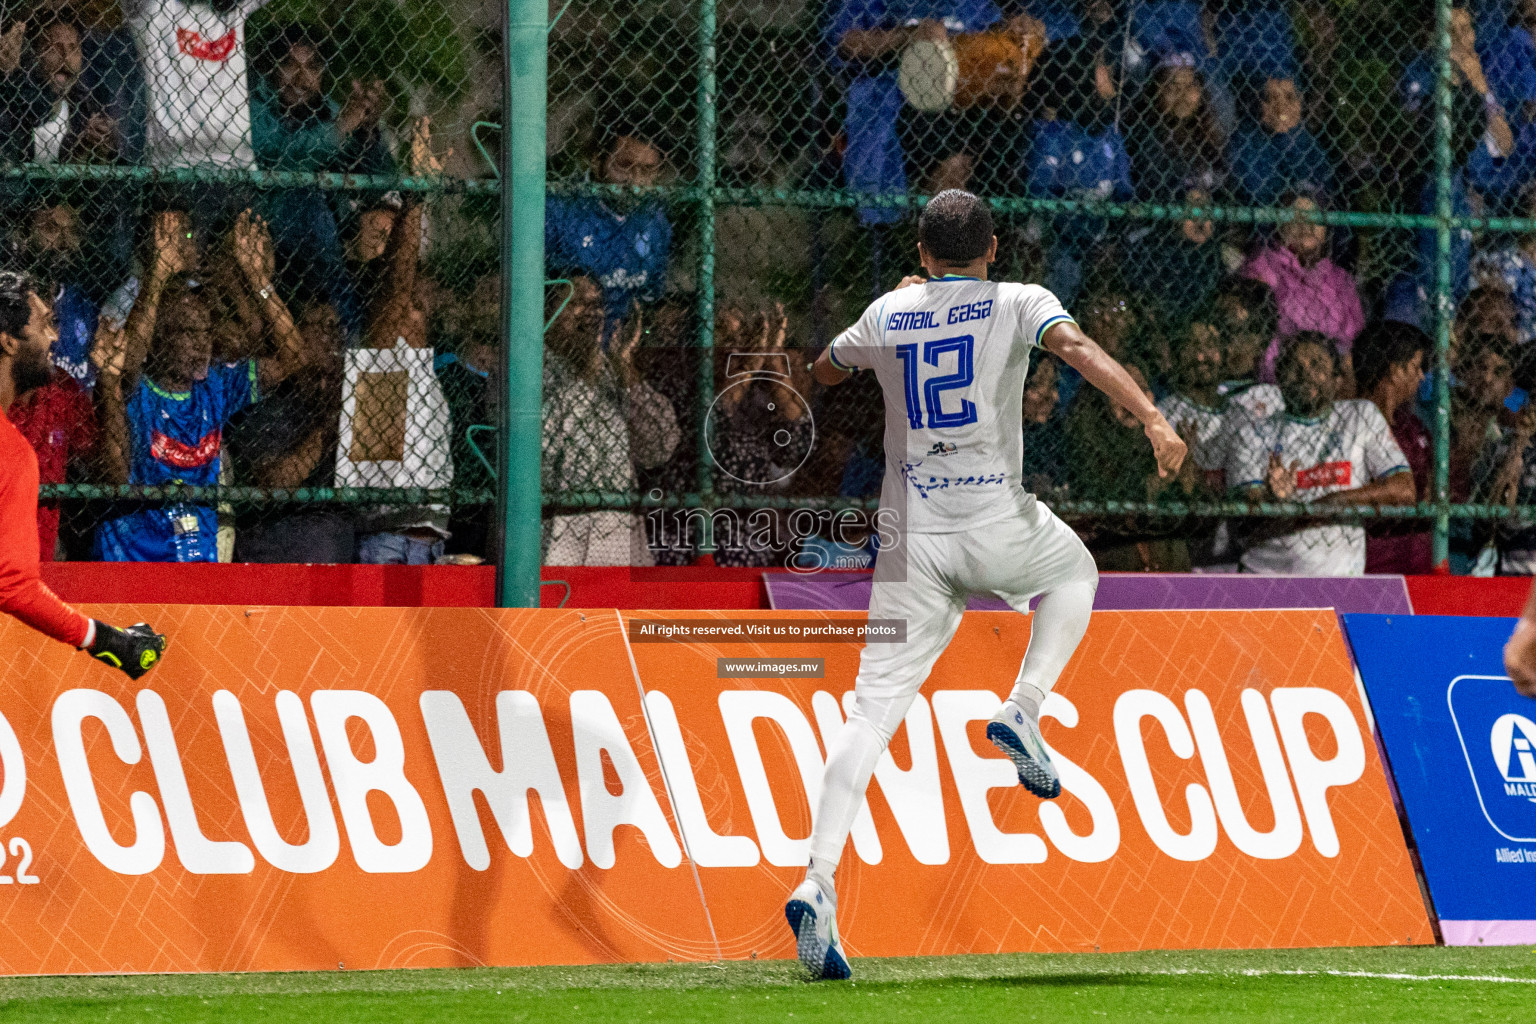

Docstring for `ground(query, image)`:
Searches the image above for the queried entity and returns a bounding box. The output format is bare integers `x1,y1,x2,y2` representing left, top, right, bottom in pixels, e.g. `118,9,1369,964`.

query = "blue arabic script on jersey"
900,459,1008,498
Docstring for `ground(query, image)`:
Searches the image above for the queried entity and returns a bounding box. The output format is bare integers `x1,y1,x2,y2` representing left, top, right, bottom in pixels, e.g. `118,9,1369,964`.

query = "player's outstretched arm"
84,621,169,680
812,347,852,387
1042,320,1186,478
0,492,167,677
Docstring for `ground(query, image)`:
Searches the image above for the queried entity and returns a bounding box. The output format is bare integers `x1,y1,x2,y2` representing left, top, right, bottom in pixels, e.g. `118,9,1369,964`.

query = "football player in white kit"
785,190,1186,979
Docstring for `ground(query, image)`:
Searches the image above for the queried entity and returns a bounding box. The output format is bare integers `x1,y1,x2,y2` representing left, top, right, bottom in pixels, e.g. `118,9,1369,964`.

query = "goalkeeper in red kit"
0,271,166,678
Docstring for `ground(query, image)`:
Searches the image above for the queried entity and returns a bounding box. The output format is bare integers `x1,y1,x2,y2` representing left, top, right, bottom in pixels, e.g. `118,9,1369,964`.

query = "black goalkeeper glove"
86,621,169,679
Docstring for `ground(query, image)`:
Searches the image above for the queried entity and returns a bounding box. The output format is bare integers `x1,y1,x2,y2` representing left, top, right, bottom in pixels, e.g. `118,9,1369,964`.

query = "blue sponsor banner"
1343,614,1536,945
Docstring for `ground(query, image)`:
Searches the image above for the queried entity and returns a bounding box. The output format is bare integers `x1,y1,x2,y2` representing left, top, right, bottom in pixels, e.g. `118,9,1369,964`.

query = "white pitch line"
1142,968,1536,985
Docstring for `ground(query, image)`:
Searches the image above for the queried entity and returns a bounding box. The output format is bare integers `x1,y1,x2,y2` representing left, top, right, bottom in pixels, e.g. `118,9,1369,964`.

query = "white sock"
1008,579,1096,723
1010,688,1042,727
805,710,886,895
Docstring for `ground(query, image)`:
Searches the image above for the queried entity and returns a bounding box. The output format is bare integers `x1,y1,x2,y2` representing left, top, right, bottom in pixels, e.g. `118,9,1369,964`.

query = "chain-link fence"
17,0,1536,580
17,0,500,567
539,0,1515,577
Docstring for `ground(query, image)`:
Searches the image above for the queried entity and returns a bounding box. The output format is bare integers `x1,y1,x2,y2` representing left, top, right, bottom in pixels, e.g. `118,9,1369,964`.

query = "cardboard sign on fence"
0,606,1430,974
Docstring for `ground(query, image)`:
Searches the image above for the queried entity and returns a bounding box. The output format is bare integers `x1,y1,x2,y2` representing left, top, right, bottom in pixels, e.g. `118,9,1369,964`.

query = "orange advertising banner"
0,605,1431,974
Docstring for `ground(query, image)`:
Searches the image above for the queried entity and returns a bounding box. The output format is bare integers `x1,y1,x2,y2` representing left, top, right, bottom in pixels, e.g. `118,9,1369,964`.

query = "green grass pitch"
0,946,1533,1022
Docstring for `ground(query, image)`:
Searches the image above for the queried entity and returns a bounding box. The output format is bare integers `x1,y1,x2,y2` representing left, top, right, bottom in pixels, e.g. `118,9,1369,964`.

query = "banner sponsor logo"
1491,714,1536,798
0,607,1429,973
1450,676,1536,841
1346,614,1536,945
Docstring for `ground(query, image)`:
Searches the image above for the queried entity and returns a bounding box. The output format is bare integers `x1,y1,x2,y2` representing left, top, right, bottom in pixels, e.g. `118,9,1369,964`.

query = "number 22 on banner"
0,838,40,884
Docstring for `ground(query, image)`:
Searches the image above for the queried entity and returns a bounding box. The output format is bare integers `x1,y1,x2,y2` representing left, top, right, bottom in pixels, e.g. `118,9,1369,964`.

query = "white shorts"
856,499,1097,703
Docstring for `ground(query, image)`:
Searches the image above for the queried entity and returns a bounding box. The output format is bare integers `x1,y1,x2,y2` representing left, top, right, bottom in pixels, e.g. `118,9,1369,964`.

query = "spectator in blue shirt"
546,125,671,327
1128,1,1209,67
93,210,309,562
21,199,102,390
1209,0,1298,98
1476,0,1536,118
1474,179,1536,345
826,0,1039,222
1229,75,1332,206
1027,28,1132,305
1129,52,1227,199
1400,8,1515,209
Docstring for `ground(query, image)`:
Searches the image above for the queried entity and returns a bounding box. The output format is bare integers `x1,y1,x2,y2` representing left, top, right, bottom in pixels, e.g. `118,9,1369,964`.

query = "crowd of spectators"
0,0,495,567
17,0,1536,576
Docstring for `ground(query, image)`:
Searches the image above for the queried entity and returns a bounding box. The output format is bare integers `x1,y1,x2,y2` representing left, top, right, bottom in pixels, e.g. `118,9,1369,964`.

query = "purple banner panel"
765,571,1412,615
1439,921,1536,946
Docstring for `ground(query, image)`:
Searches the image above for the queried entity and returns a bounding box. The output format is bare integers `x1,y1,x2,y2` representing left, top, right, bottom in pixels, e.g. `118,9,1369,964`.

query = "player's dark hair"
1177,307,1221,353
29,8,82,47
258,23,325,73
1354,320,1429,395
0,270,38,340
1216,277,1278,340
1276,331,1339,378
919,189,993,264
1460,330,1511,372
596,119,662,159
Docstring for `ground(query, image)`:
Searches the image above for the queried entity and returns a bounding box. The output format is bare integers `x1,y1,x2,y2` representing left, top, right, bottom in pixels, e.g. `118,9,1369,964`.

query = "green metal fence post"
1431,0,1454,572
694,0,719,510
496,0,548,608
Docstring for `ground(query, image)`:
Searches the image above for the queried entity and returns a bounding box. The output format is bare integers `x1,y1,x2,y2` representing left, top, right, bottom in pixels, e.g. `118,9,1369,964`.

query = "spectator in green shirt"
250,25,393,342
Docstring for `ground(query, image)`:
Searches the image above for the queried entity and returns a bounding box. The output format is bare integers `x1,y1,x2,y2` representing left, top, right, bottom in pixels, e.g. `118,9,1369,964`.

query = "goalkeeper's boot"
785,877,850,981
987,699,1061,798
88,622,169,680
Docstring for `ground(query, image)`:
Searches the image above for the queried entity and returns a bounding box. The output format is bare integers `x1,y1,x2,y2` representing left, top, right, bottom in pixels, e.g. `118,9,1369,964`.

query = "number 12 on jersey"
895,335,978,430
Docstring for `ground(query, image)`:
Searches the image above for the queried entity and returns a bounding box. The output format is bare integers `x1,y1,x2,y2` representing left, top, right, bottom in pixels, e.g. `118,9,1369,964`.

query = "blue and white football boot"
986,699,1062,798
784,877,851,980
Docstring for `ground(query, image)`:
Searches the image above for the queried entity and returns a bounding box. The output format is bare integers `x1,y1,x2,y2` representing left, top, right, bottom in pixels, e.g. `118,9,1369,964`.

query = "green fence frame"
36,0,1536,600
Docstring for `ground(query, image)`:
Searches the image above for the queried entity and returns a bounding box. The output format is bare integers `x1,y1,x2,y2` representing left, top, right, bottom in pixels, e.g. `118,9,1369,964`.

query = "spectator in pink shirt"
1241,190,1365,392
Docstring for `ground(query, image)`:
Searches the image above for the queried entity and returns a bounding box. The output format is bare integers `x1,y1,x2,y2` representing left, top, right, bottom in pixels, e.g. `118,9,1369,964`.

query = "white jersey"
830,277,1073,534
1222,381,1284,421
128,0,269,168
1204,382,1284,484
1157,392,1226,471
1225,399,1409,575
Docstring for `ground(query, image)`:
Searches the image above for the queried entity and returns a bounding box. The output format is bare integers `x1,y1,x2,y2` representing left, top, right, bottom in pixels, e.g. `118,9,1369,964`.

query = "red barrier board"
0,606,1431,974
1405,575,1531,617
39,563,769,610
